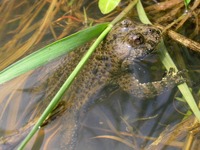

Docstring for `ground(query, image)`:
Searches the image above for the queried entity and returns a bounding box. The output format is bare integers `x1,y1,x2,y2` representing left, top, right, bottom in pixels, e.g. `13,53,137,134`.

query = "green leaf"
158,40,200,121
136,0,200,121
18,1,139,148
98,0,121,14
0,23,108,85
136,0,151,24
184,0,191,7
17,23,113,150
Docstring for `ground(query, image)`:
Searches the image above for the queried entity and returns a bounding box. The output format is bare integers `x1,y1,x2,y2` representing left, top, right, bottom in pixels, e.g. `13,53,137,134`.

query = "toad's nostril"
147,28,161,35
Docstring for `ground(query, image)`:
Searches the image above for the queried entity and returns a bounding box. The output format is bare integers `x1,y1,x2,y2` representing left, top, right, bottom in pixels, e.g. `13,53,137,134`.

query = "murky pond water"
0,0,200,150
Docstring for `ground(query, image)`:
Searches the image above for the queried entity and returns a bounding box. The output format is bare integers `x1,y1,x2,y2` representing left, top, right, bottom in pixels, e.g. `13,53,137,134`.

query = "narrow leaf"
18,1,139,148
184,0,191,6
0,23,108,84
137,0,200,121
17,23,113,150
136,0,151,24
98,0,120,14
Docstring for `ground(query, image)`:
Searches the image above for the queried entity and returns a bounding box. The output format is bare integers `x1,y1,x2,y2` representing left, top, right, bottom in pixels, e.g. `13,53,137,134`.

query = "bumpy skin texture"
0,19,182,150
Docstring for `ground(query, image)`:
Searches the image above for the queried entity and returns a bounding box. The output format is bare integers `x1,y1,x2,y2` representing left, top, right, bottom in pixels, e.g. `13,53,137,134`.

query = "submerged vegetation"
0,0,200,149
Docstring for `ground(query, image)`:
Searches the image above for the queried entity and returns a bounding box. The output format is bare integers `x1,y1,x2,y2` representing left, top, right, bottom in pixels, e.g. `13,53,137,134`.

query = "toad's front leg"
117,69,184,99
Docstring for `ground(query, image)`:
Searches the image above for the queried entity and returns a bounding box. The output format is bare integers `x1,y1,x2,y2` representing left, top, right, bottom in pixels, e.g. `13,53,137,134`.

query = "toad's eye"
128,33,144,46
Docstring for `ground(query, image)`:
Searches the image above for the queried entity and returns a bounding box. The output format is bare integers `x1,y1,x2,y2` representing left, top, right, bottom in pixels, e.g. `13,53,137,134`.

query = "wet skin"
0,19,183,150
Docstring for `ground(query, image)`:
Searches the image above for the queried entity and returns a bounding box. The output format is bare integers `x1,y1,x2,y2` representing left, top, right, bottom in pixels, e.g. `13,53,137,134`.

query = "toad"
0,18,183,150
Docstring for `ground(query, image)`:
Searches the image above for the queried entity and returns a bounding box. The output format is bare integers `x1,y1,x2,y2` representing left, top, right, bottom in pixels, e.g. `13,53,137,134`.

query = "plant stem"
17,0,139,149
111,0,138,25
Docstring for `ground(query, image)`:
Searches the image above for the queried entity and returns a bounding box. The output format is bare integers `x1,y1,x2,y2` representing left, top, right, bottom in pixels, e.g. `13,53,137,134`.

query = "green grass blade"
0,23,108,85
184,0,191,8
136,0,151,24
158,41,200,120
17,1,138,149
136,0,200,121
17,23,113,150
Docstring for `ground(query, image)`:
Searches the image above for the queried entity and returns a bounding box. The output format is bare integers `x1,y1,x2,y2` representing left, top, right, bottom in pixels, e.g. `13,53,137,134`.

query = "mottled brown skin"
0,19,182,150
